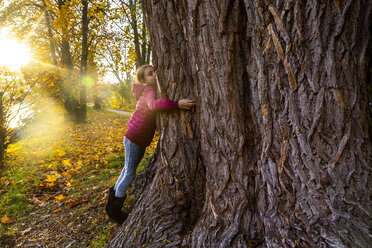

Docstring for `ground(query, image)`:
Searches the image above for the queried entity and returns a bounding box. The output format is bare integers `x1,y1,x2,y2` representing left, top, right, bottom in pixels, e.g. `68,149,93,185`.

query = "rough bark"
107,1,372,247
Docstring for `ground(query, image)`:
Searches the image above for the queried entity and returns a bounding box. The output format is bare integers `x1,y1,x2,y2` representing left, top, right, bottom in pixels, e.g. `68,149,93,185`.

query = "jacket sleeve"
144,86,179,111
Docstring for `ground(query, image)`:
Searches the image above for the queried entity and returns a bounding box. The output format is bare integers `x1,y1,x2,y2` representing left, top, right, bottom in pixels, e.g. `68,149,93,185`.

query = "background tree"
79,0,89,122
107,1,372,247
116,0,151,66
99,0,151,111
0,68,45,168
0,0,110,123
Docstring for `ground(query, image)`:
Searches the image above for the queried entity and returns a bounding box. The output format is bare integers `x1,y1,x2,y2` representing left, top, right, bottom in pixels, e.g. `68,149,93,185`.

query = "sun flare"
0,32,30,70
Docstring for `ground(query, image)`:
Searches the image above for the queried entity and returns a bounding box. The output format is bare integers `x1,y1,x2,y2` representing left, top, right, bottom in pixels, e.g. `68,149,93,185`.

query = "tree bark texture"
107,1,372,247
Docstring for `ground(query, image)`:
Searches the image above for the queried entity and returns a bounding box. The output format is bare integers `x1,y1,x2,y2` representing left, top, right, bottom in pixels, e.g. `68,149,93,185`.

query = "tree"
117,0,151,67
0,68,43,168
79,0,89,122
0,0,111,123
107,1,372,247
101,0,151,78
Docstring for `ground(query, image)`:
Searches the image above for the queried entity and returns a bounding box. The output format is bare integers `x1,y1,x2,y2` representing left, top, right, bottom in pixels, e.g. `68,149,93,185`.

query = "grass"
0,106,157,247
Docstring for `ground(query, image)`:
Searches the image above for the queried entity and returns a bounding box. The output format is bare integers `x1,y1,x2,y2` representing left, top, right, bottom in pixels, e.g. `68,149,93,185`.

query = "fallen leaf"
40,195,52,201
62,159,72,167
20,227,32,235
53,208,62,213
1,215,15,224
29,197,47,207
29,197,42,205
55,194,65,202
46,174,58,183
68,200,82,208
74,183,83,189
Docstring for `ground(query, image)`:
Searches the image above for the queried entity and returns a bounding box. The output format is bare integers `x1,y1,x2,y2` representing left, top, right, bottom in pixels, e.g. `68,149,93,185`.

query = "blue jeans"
114,136,146,197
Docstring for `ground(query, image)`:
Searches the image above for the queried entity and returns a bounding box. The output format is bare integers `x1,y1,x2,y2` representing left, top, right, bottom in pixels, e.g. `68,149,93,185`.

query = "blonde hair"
135,64,154,84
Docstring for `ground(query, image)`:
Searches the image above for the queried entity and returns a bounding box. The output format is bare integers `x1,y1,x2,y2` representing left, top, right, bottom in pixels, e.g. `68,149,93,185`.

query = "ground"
0,107,157,247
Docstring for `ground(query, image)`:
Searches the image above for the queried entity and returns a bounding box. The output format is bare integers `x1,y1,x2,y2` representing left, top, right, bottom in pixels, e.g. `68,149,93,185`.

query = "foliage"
0,107,157,246
107,81,136,112
0,0,151,245
0,0,150,166
102,0,151,79
0,66,42,167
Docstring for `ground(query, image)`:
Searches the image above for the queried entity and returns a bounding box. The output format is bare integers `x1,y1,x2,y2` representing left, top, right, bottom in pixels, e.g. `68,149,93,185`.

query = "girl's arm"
144,86,179,111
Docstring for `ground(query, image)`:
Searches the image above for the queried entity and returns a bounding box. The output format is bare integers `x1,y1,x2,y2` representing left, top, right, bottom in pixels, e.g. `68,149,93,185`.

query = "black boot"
105,187,128,225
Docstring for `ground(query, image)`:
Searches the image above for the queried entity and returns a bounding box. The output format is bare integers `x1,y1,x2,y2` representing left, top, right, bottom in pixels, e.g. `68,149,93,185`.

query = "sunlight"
8,104,33,129
0,29,31,70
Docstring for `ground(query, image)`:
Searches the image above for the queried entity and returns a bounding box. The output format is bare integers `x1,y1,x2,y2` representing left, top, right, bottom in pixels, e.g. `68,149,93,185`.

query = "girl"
105,65,195,225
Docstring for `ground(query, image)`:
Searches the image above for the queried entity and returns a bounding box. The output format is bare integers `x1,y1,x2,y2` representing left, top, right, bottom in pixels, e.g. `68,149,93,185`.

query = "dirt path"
107,108,132,116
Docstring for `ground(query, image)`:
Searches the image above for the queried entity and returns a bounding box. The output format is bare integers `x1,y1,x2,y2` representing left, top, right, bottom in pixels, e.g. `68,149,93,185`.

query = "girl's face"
143,66,156,85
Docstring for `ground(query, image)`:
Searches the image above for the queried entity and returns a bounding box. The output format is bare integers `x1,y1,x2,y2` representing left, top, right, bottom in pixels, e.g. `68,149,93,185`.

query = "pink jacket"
124,84,178,147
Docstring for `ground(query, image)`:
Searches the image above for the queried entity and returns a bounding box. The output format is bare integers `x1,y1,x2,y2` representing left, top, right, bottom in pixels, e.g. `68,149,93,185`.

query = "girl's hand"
178,99,196,110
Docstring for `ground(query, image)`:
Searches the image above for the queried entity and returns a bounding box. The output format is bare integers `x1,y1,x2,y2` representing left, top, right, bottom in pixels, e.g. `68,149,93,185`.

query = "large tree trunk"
107,1,372,247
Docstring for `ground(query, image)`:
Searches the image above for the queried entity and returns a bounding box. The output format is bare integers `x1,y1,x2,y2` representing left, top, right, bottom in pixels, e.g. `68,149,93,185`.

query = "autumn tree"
115,0,151,67
0,68,44,168
99,0,151,110
107,1,372,247
0,0,111,123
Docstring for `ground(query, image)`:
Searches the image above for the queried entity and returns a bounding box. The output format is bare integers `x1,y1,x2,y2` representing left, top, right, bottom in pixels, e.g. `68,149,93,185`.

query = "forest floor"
0,107,157,247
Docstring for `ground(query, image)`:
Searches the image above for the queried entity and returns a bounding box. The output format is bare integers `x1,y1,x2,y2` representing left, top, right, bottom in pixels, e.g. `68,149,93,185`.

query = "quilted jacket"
124,83,178,147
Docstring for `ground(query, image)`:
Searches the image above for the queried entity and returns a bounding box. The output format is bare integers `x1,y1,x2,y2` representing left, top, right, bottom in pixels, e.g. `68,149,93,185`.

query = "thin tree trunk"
79,0,88,123
141,10,147,63
58,0,80,122
0,94,5,168
43,0,58,67
107,1,372,247
129,0,144,66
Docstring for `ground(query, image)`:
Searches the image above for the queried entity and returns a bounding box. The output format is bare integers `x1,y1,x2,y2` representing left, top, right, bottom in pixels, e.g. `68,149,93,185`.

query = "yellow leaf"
1,215,15,224
46,174,57,183
47,182,55,187
66,178,73,186
55,194,65,201
62,159,72,167
53,208,62,213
